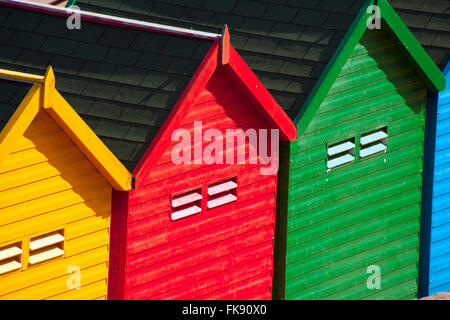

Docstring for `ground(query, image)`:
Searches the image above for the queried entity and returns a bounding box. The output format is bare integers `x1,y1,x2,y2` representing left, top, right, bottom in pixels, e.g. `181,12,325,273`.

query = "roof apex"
294,0,446,136
0,68,133,191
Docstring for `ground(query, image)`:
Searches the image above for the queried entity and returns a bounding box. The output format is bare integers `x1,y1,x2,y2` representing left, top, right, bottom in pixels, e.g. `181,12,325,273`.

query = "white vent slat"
360,143,387,158
30,233,65,251
0,261,22,275
171,204,202,221
327,154,355,169
172,192,202,208
361,131,388,145
0,247,22,261
207,181,237,196
28,248,64,265
207,193,237,209
328,141,355,156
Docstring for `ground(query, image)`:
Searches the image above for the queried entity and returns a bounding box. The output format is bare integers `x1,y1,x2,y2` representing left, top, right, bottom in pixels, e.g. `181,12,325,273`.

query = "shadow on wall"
361,26,427,116
24,110,111,219
202,66,279,167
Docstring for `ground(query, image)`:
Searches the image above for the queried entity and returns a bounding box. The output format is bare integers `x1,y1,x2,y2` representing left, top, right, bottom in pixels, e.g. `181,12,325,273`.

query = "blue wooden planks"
424,60,450,296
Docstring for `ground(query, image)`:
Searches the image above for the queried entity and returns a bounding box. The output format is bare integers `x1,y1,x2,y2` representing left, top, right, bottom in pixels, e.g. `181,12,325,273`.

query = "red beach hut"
0,1,295,300
109,28,296,300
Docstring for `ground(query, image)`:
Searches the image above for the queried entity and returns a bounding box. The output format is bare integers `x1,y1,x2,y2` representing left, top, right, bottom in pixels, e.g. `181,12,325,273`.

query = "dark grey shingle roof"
0,5,212,170
388,0,450,71
76,0,368,119
76,0,449,120
0,80,31,131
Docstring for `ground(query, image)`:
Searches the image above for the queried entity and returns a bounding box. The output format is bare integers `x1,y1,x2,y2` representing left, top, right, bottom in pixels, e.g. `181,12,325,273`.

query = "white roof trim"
2,0,222,40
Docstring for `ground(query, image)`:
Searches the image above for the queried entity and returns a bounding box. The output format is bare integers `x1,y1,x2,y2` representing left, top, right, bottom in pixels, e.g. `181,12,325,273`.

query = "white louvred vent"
28,248,64,265
0,261,22,275
29,233,65,251
360,130,388,145
172,191,202,208
360,128,388,158
28,230,64,265
0,245,22,261
171,189,202,221
207,178,237,209
0,242,22,275
327,141,355,156
207,180,237,196
327,139,355,170
207,193,237,209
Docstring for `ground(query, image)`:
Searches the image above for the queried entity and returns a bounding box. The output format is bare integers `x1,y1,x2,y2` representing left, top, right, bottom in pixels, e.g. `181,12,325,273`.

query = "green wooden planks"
284,28,427,300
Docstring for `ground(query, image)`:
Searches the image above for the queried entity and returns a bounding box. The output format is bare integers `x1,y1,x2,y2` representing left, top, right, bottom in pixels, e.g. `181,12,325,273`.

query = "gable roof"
134,35,297,180
0,2,295,172
73,0,372,120
0,67,132,190
295,0,445,136
0,3,214,171
388,0,450,71
75,0,449,121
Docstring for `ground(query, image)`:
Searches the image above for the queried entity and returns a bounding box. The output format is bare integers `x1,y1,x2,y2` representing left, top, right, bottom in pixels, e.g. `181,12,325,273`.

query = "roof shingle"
76,0,367,119
75,0,450,121
0,5,211,171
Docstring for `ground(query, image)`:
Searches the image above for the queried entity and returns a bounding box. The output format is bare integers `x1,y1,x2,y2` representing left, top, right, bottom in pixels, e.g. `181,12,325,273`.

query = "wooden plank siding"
0,111,112,300
121,68,278,300
428,61,450,295
285,29,427,300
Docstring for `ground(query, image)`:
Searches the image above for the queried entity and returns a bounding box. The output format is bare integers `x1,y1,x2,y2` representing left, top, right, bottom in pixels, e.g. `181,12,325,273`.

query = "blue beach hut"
421,60,450,296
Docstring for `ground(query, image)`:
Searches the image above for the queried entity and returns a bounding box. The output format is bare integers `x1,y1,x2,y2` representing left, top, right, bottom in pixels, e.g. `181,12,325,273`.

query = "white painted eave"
0,0,222,40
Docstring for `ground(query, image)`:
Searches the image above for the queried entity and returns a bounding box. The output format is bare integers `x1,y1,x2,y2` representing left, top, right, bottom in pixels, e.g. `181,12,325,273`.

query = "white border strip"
0,0,222,40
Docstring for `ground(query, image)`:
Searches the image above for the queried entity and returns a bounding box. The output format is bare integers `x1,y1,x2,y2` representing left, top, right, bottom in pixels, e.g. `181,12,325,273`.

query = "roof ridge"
0,0,222,40
294,0,445,134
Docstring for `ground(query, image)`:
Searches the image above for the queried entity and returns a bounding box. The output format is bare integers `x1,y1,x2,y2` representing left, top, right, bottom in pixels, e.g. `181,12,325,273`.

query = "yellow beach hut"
0,67,132,299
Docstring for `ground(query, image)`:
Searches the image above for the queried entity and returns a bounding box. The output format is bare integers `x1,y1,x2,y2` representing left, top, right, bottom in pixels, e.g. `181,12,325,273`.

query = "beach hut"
420,60,450,297
0,2,296,300
0,67,132,300
111,35,296,300
276,0,445,300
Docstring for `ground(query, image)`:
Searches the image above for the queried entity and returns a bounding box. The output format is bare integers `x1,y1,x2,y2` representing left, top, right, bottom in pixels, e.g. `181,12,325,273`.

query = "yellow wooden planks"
46,279,108,300
0,84,40,168
1,263,108,300
65,229,110,258
0,197,111,244
47,91,132,191
0,247,108,297
0,183,111,226
65,215,111,241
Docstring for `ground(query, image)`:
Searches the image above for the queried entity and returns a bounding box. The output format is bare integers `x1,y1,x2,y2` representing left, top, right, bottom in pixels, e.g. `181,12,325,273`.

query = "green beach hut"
275,0,446,300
